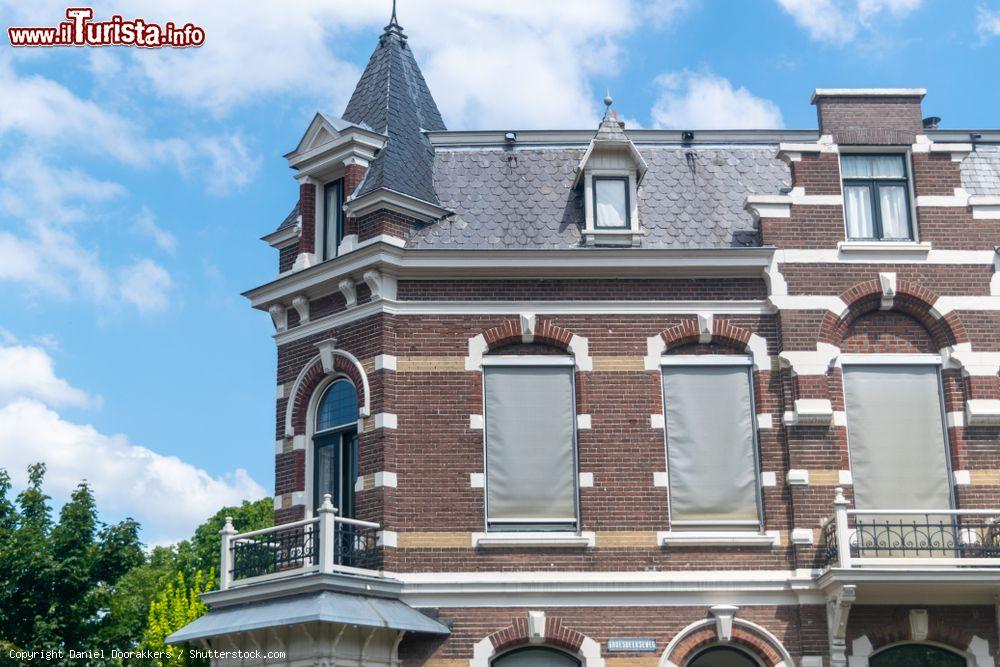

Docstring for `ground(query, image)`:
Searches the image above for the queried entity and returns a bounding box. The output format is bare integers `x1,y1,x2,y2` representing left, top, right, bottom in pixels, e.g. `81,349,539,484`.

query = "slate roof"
406,145,791,249
961,145,1000,195
277,202,299,230
342,17,445,206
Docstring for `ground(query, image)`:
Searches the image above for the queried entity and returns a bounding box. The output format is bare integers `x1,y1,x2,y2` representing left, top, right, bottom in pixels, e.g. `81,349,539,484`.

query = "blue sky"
1,0,998,545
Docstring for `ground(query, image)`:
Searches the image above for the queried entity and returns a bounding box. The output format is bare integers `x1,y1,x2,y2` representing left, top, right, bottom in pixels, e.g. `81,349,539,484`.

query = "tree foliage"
0,464,144,662
140,570,213,666
0,463,272,664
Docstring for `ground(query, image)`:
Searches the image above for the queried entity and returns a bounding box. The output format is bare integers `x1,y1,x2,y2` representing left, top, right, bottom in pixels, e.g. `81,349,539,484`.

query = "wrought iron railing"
820,488,1000,568
231,519,318,580
220,494,381,588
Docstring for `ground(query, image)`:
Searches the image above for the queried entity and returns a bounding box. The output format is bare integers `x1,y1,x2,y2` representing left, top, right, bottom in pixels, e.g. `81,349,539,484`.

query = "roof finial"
382,0,406,41
604,89,613,109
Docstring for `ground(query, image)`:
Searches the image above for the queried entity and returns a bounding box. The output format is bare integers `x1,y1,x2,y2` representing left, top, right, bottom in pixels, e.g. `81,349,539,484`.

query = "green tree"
0,464,144,664
140,570,213,667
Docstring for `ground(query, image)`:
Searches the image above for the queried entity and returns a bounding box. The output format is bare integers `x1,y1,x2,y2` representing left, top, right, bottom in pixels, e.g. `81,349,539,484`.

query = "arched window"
870,644,966,667
313,379,359,517
687,646,761,667
316,379,358,432
492,647,580,667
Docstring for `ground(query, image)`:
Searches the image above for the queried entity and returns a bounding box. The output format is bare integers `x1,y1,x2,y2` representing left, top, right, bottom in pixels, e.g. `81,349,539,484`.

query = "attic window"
594,177,630,229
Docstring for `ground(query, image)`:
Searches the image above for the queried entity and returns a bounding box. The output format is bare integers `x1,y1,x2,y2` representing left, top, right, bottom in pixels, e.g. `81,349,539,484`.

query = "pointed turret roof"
342,10,446,207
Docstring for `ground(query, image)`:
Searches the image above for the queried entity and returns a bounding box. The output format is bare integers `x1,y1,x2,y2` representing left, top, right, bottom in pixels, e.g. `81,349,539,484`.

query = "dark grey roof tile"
407,145,789,249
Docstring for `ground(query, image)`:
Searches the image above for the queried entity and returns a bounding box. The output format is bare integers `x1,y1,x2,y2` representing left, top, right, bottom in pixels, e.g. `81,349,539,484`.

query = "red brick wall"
814,94,923,142
298,182,316,255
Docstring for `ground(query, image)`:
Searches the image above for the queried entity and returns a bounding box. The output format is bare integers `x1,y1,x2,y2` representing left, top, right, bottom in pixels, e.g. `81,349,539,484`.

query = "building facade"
169,13,1000,667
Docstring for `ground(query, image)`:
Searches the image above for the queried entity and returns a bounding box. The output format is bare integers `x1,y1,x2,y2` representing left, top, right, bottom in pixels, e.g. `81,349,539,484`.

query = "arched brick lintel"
661,618,794,667
483,317,575,353
819,278,968,350
286,352,369,436
470,614,605,667
655,317,770,372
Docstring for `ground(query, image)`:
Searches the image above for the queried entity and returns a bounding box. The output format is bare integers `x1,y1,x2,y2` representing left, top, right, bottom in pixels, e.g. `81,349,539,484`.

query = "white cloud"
0,343,266,544
0,398,265,544
0,59,149,165
650,70,784,130
118,259,173,314
776,0,921,44
133,207,177,253
0,1,665,129
977,6,1000,41
0,345,93,407
643,0,696,27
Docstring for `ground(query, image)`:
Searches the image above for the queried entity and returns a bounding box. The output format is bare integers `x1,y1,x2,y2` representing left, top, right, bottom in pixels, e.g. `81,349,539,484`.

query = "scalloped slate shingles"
961,145,1000,196
342,23,446,206
407,146,790,249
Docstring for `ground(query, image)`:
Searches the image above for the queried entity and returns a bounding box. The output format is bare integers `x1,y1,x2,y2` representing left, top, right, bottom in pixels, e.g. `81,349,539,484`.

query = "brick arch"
470,614,605,667
859,612,975,656
819,278,968,350
659,317,755,353
483,318,575,353
487,616,587,655
288,355,367,436
666,625,784,667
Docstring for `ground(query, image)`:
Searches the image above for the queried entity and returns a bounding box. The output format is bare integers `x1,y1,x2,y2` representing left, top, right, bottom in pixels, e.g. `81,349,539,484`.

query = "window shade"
484,366,577,526
594,178,628,228
842,365,952,510
661,365,759,525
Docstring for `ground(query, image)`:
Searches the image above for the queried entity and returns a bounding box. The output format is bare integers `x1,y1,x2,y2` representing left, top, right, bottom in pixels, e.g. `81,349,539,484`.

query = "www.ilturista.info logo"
8,7,205,48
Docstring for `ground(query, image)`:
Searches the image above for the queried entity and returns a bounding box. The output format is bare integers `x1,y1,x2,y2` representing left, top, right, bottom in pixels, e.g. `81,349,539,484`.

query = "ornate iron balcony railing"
820,488,1000,568
219,494,381,589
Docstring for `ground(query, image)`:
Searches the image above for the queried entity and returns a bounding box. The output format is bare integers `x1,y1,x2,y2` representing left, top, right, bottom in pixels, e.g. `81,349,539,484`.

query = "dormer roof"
573,99,648,187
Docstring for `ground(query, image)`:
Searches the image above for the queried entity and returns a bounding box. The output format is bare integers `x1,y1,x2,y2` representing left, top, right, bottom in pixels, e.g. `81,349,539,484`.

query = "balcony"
168,495,449,649
219,494,382,590
816,488,1000,605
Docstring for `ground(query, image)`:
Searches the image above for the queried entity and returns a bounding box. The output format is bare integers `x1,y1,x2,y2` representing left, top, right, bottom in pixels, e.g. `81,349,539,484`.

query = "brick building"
169,12,1000,667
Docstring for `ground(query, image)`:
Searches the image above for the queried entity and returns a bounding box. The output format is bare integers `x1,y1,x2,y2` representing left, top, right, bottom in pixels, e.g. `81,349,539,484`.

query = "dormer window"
593,176,630,229
575,96,647,247
841,154,913,241
322,179,344,260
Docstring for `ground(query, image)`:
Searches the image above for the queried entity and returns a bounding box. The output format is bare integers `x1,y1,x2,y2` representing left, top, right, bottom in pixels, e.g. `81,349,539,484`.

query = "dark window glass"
841,154,912,241
316,380,358,432
493,648,580,667
323,179,343,260
687,646,760,667
870,644,966,667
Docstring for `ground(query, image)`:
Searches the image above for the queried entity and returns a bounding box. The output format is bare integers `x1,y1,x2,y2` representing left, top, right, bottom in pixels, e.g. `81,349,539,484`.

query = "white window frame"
659,355,765,530
582,169,642,245
480,355,581,533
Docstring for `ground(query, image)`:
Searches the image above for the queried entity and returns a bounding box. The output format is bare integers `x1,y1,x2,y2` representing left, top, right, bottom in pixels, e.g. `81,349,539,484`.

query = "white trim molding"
779,343,840,375
783,399,835,427
660,614,794,667
284,349,372,436
965,399,1000,427
472,532,596,549
657,531,780,547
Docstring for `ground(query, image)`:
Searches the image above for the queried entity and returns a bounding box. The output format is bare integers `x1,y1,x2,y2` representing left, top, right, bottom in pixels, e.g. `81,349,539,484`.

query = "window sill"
657,530,780,547
837,241,931,255
472,531,596,549
582,228,645,247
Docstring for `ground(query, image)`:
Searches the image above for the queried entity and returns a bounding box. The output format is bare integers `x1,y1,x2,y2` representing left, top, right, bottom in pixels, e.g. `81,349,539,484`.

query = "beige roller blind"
842,364,952,510
484,365,577,527
662,364,760,526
